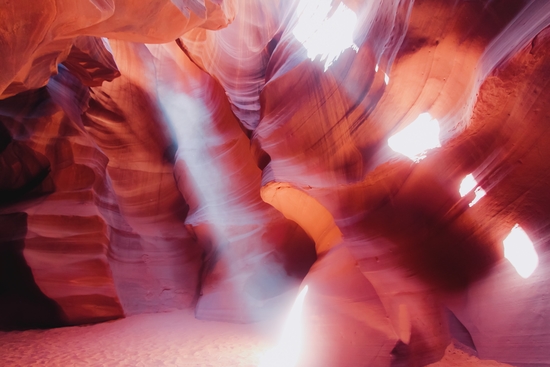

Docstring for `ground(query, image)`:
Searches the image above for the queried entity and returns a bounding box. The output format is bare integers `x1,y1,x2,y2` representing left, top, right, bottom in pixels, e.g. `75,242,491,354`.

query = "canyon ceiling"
1,0,550,366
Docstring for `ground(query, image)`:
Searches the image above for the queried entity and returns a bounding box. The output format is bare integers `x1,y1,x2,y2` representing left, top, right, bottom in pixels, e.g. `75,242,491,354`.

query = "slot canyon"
1,0,549,366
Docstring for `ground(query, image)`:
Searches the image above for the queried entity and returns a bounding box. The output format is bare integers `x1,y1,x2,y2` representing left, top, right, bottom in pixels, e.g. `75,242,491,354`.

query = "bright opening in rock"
460,174,477,197
259,285,309,367
387,113,441,162
293,0,358,71
469,187,486,207
503,224,539,279
459,174,486,207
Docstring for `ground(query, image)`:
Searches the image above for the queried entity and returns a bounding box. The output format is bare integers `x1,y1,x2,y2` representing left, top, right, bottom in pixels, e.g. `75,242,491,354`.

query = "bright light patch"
387,113,441,162
459,174,477,197
384,73,390,85
469,187,486,207
503,224,538,279
259,286,309,367
459,174,486,207
293,0,358,71
375,64,379,72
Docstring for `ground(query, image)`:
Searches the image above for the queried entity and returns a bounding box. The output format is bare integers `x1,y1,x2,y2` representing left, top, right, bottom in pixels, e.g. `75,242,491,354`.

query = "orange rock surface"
1,0,550,366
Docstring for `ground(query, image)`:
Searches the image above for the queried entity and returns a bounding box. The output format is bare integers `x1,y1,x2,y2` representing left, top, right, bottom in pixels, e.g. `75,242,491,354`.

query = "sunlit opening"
460,174,477,197
293,0,358,71
503,224,539,279
259,285,309,367
459,174,486,207
469,187,486,207
387,113,441,162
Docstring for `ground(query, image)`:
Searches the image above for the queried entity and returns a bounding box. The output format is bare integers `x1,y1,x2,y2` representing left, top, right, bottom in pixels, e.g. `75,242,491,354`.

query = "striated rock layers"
1,0,550,366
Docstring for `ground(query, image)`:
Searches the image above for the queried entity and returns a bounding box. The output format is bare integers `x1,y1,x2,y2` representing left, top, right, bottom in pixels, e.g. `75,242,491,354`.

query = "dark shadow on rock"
390,340,410,367
0,213,66,330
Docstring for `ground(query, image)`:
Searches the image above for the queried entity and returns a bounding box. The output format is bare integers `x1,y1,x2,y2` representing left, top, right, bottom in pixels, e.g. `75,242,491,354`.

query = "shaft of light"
259,285,309,367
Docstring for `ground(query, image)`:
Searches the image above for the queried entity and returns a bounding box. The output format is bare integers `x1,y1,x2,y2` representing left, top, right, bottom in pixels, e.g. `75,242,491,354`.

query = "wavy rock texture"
141,41,316,322
82,39,203,316
1,0,550,366
0,0,235,99
0,69,124,325
182,0,550,365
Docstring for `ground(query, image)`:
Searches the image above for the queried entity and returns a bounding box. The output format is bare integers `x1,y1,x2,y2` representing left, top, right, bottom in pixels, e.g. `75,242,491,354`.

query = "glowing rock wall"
1,0,550,366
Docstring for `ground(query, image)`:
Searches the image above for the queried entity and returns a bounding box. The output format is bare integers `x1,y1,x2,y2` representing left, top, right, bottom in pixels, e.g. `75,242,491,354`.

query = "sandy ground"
0,310,514,367
0,310,274,367
427,343,515,367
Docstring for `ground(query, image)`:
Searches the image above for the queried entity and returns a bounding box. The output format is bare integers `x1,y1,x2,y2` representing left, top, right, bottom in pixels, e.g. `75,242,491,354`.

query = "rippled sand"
0,310,514,367
0,310,272,367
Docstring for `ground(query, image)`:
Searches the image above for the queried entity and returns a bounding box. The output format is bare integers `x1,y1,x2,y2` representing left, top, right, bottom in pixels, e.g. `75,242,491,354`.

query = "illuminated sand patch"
0,290,314,367
0,310,270,367
259,286,309,367
427,341,515,367
503,224,539,279
388,113,441,162
293,0,358,71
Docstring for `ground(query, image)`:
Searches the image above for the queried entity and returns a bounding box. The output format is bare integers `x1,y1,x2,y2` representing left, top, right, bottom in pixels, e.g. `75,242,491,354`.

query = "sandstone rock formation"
1,0,550,366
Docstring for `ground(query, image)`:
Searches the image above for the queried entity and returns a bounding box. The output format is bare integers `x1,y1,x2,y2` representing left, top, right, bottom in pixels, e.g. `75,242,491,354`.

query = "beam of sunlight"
259,286,309,367
503,224,539,279
293,0,358,71
387,113,441,162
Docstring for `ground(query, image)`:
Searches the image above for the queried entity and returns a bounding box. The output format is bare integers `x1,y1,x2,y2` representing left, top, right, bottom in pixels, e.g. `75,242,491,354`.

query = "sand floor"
0,310,514,367
427,344,514,367
0,310,274,367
